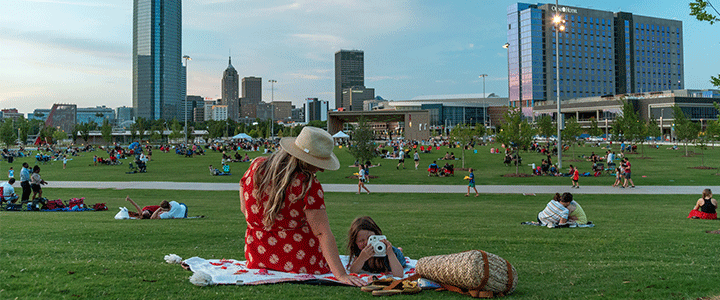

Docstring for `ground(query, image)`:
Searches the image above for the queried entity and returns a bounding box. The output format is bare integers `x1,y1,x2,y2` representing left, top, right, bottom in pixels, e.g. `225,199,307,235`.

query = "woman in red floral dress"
240,127,366,286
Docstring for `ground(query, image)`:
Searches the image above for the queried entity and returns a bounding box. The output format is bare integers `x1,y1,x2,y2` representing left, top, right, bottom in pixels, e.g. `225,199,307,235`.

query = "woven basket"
416,250,517,295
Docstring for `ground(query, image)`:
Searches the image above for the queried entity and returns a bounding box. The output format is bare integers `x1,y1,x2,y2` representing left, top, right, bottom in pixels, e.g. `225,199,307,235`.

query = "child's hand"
381,239,393,249
358,244,374,260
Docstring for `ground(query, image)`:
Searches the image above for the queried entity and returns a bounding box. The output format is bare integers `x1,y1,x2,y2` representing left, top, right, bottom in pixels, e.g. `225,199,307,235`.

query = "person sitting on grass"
427,161,439,176
1,178,19,204
568,198,588,225
535,193,573,227
688,189,717,220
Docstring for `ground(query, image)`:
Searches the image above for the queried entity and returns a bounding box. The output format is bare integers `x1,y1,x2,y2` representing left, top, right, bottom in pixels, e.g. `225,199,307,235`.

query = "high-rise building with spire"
133,0,183,120
222,57,239,121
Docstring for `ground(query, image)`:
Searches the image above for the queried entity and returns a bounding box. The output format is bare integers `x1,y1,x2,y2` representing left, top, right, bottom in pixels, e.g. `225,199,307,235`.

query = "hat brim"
279,137,340,171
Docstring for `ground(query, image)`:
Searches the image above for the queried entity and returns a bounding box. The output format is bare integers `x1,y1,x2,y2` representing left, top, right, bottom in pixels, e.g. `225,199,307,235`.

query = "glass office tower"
507,3,683,108
133,0,182,120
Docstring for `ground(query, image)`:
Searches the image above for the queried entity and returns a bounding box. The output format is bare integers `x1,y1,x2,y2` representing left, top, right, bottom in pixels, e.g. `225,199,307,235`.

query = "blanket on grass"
178,255,417,286
521,221,595,228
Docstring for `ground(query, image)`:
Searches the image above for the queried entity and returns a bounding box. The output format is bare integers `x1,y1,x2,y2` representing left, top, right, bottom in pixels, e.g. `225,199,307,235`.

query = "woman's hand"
336,273,367,286
381,239,392,249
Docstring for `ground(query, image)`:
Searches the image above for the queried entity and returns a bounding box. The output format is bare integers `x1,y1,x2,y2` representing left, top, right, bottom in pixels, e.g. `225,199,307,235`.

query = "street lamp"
553,0,565,169
478,74,488,127
183,55,191,144
268,79,277,139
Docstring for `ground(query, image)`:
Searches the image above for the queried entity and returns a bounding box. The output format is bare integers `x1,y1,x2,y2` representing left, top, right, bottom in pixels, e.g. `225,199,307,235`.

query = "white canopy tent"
332,131,350,139
231,133,253,140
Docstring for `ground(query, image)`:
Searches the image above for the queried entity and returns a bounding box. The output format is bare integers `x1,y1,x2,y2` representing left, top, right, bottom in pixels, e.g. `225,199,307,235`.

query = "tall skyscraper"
133,0,183,120
335,50,364,110
507,3,683,107
242,76,262,103
222,57,239,121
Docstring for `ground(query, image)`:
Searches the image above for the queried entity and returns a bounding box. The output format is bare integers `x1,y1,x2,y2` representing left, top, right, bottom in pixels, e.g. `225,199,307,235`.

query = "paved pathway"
45,181,718,194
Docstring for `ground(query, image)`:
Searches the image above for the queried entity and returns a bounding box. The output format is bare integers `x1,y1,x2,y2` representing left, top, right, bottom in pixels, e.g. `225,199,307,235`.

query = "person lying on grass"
346,216,406,278
688,189,717,220
125,196,186,219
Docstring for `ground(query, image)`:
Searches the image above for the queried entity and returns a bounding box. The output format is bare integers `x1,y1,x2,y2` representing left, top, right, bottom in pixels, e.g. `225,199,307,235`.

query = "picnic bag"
416,250,517,298
68,197,85,210
45,199,66,210
93,203,108,211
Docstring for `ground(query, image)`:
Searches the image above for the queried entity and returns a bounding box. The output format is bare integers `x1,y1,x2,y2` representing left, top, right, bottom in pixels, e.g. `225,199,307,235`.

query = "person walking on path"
413,150,420,170
465,168,479,197
357,164,370,194
621,158,635,188
19,162,31,203
570,165,580,189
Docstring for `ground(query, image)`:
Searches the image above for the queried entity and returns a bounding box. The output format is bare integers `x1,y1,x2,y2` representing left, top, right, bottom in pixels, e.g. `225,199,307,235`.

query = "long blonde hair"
253,149,314,228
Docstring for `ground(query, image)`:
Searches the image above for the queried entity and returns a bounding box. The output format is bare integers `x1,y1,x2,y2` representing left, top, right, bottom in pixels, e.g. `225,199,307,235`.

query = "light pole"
478,74,488,127
183,55,191,144
553,0,566,169
268,79,277,139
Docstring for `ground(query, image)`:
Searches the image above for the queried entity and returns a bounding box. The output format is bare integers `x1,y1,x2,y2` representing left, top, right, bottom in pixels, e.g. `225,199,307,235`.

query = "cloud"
287,73,322,80
0,28,129,60
367,75,409,82
19,0,117,7
261,1,302,13
291,33,344,46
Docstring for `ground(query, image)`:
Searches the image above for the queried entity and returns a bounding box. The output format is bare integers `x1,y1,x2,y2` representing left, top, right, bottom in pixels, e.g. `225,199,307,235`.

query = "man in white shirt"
1,178,19,204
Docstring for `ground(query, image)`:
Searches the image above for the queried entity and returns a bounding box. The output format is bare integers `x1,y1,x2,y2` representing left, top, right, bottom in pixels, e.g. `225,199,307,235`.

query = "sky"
1,0,718,115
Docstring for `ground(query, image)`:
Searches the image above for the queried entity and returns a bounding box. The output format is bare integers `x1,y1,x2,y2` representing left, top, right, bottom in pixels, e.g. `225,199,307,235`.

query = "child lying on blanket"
346,216,406,277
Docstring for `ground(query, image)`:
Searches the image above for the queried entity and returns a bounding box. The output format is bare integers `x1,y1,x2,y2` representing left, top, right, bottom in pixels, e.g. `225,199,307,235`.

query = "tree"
563,117,582,160
52,130,68,144
16,116,29,145
346,117,376,164
536,115,556,143
672,105,700,156
76,123,89,144
71,124,80,144
307,120,327,129
495,108,535,174
647,119,661,147
136,117,148,141
0,120,16,147
449,123,481,168
101,119,113,145
169,119,183,142
690,0,720,87
588,117,602,137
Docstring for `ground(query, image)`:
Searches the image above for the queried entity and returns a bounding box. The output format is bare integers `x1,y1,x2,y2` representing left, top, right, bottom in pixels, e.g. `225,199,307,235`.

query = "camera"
367,235,387,257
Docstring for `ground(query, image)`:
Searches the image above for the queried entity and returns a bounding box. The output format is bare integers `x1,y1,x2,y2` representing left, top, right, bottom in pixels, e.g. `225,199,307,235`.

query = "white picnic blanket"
181,255,417,286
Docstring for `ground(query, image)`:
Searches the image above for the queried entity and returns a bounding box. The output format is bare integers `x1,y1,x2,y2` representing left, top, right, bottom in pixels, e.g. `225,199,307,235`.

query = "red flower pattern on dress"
241,157,330,274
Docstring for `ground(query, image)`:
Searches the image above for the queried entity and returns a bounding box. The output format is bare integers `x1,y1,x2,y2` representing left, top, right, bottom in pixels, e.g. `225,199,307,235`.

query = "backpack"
46,199,66,210
68,197,85,210
93,203,108,211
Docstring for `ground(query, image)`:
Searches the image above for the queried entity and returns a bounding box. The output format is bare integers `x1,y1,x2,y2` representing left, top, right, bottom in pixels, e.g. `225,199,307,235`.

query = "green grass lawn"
2,189,719,299
10,142,720,186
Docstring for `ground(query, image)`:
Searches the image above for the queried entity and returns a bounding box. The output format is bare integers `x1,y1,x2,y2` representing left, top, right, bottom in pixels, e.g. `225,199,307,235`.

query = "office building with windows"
306,98,328,123
335,50,364,110
133,0,183,120
507,3,683,108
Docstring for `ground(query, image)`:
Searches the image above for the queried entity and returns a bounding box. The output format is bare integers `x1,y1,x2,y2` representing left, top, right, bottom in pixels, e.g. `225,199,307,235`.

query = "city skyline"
1,0,718,115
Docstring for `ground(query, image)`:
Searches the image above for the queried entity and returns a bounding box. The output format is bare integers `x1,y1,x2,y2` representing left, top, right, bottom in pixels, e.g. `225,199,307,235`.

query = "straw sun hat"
279,126,340,171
